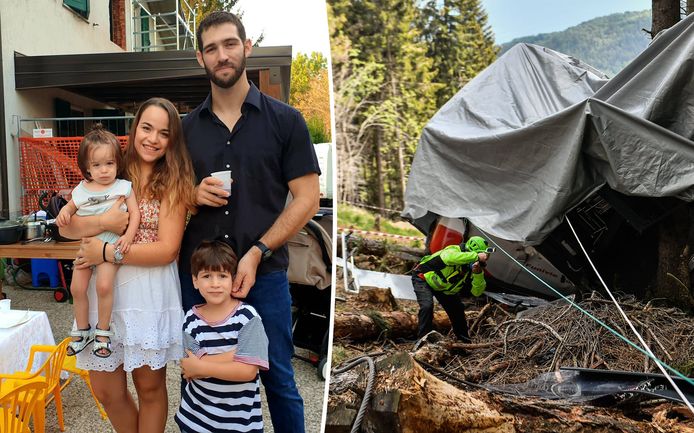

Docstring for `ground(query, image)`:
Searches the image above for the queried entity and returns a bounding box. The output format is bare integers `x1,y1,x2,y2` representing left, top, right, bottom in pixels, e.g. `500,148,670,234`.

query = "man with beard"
178,11,320,433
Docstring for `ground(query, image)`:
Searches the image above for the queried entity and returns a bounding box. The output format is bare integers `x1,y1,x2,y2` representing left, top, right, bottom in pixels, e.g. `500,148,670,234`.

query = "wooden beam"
0,242,80,259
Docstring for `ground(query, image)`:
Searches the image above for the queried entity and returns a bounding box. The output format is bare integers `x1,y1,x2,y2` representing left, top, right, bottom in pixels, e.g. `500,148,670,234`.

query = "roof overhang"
14,46,292,110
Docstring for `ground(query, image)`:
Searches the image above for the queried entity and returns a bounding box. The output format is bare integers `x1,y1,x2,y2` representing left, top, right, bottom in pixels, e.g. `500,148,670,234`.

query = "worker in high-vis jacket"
411,236,493,343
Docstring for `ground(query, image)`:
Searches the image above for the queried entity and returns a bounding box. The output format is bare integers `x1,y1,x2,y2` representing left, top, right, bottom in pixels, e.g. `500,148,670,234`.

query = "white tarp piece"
337,258,417,300
404,14,694,244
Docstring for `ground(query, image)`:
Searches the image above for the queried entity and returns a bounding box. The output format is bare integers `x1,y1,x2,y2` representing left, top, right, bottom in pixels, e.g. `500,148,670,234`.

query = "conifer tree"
420,0,498,107
331,0,437,212
329,0,497,212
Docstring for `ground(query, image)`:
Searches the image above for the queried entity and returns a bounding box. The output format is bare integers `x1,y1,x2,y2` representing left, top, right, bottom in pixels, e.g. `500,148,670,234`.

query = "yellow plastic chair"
57,355,107,420
0,379,47,433
0,337,69,433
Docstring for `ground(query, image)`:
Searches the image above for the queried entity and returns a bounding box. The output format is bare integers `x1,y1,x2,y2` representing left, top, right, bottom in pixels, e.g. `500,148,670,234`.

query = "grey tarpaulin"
403,13,694,244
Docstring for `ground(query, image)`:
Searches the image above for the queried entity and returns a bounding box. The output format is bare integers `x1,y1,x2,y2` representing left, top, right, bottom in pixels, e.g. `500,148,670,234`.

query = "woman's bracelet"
102,241,108,263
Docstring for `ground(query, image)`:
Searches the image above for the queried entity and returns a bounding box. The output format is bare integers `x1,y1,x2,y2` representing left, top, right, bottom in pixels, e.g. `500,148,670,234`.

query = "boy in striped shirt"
176,240,269,432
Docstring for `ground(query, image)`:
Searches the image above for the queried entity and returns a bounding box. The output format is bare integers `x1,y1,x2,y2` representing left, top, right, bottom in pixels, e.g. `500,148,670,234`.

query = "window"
63,0,89,20
54,98,85,137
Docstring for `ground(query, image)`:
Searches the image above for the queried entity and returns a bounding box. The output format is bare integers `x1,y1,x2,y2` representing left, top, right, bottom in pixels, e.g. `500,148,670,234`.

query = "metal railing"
131,0,196,52
16,116,135,140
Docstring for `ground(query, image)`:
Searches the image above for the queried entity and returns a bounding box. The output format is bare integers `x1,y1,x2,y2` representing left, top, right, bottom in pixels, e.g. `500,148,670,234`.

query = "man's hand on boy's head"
232,249,261,298
195,177,230,207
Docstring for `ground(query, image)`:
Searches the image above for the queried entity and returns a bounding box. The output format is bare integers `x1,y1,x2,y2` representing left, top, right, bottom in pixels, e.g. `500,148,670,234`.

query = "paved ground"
3,277,328,433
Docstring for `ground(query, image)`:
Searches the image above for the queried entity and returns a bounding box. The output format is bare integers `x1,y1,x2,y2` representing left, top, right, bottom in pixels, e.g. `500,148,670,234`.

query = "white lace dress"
76,199,184,372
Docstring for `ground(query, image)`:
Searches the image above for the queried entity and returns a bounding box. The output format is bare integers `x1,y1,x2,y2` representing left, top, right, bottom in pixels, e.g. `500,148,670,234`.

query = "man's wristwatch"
113,246,124,265
253,241,272,261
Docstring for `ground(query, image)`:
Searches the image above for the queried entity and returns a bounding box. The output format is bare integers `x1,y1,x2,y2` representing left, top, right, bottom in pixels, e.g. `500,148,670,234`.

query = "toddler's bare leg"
70,267,93,333
95,262,119,330
94,262,119,357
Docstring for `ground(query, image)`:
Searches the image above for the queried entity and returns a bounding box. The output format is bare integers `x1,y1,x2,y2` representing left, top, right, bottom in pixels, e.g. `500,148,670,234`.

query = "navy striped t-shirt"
175,303,269,433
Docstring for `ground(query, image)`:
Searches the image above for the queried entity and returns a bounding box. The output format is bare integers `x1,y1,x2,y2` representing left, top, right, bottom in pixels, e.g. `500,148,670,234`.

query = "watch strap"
253,241,272,261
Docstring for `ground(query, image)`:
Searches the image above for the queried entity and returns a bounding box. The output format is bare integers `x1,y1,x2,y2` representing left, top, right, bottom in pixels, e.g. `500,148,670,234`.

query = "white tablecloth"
0,311,56,375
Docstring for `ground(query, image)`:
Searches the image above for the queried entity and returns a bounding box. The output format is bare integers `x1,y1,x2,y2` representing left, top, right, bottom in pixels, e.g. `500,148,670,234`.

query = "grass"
337,203,422,236
330,345,349,366
337,203,424,248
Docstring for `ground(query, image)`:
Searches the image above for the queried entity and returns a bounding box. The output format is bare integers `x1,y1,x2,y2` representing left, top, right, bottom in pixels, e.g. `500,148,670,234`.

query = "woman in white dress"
60,97,197,433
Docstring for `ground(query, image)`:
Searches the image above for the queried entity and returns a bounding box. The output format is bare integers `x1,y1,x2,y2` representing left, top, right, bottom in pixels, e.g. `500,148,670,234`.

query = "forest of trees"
329,0,497,212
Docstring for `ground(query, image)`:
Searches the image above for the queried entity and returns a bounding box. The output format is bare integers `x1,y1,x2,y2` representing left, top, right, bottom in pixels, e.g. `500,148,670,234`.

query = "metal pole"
176,0,180,50
131,0,136,52
192,4,196,50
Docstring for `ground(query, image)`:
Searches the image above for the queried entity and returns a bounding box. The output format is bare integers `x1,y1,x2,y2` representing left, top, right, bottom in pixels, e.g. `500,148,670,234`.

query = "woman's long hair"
123,97,196,215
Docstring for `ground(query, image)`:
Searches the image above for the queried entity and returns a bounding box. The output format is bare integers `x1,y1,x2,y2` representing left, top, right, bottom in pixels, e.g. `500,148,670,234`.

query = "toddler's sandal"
93,327,115,358
66,327,93,356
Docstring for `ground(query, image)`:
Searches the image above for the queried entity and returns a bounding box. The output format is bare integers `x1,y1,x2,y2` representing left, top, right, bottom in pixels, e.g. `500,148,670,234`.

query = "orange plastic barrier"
19,136,128,215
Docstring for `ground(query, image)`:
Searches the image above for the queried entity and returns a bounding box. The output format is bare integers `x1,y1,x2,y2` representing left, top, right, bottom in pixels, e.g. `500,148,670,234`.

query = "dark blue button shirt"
180,82,321,275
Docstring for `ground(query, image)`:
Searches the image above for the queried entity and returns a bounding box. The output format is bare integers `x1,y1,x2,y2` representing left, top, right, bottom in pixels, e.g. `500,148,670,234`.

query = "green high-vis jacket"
415,245,486,296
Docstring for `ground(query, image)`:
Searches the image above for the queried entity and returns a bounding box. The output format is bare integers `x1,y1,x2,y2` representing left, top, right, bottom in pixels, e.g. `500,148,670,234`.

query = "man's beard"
205,55,246,89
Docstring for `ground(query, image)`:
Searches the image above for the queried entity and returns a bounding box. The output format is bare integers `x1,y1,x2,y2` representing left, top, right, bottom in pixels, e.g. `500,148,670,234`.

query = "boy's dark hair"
77,123,123,181
196,11,246,51
191,240,238,276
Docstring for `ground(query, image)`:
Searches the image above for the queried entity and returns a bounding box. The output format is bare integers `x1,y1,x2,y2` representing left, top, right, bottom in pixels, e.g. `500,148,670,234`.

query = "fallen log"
357,286,400,311
328,352,694,433
327,352,515,433
344,235,425,258
333,311,451,341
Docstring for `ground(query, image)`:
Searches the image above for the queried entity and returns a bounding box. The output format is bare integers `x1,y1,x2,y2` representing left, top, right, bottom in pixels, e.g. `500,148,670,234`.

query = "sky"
482,0,652,44
231,1,654,57
234,0,331,58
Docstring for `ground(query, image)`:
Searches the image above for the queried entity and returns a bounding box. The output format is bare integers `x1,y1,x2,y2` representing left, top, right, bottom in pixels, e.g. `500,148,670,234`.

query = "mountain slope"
499,10,651,77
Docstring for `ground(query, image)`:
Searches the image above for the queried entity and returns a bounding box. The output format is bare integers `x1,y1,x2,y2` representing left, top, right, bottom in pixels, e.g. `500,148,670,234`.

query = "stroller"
288,212,332,380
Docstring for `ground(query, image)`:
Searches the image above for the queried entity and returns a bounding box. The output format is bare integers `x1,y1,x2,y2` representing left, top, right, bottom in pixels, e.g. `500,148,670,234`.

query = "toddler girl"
57,125,140,358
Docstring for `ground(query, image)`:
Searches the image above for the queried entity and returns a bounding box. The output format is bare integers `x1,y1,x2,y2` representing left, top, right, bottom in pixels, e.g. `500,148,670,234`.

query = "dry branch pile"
430,291,694,385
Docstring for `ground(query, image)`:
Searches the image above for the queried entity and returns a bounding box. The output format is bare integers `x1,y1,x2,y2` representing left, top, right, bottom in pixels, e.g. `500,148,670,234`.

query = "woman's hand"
100,197,129,234
74,237,106,269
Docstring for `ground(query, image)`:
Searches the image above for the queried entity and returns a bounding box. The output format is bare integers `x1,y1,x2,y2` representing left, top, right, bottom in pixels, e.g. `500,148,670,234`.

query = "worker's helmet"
465,236,489,254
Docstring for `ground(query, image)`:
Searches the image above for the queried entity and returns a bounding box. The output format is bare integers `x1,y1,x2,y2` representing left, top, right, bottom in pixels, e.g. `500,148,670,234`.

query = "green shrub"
306,116,330,144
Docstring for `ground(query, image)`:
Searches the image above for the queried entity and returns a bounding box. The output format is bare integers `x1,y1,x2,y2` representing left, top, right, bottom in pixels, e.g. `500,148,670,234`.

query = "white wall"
1,0,130,216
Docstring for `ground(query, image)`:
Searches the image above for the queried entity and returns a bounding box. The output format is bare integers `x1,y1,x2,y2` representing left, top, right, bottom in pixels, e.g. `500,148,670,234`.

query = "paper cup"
0,299,10,311
210,170,232,194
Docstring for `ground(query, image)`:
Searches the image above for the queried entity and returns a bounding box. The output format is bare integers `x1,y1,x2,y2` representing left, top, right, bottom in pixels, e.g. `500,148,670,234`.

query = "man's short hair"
190,240,238,276
196,11,246,51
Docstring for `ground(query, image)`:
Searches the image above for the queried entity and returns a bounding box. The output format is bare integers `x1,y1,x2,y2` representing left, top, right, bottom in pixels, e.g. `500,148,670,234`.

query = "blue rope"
476,226,694,388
